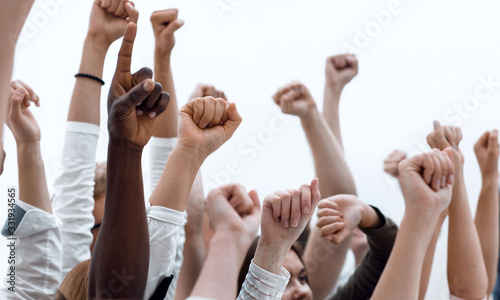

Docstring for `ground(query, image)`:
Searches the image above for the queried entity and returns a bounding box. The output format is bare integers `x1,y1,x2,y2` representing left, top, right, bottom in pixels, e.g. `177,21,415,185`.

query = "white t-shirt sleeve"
51,121,100,280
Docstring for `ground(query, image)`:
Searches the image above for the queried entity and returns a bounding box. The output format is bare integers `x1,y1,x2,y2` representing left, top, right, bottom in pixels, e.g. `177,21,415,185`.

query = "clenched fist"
189,84,227,101
88,0,138,48
426,121,464,167
178,96,242,158
383,150,407,178
474,130,499,178
399,149,455,214
108,23,170,149
151,9,184,57
206,184,261,247
325,54,358,89
273,81,317,118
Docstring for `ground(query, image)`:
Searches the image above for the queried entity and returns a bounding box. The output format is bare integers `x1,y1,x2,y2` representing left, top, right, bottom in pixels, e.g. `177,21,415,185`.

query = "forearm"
301,109,356,197
304,225,351,299
174,232,206,300
190,235,246,300
154,53,179,137
89,143,149,299
16,142,51,214
448,173,488,298
149,147,204,212
322,85,344,149
254,240,290,275
419,209,447,300
372,212,437,300
67,37,109,125
475,174,500,294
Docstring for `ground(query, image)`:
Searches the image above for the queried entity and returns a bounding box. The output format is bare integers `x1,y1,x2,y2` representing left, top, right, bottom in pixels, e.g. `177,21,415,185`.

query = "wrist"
359,204,382,229
173,144,207,165
325,83,344,96
108,138,145,153
84,35,111,56
254,239,290,275
155,48,172,63
481,172,499,185
210,232,250,254
299,106,320,124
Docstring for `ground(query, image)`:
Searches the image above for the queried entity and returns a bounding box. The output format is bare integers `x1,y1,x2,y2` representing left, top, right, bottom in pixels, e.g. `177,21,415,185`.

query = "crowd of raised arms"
0,1,499,300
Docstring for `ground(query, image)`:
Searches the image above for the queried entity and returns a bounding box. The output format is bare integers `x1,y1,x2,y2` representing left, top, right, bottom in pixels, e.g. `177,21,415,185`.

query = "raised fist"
178,97,242,158
399,149,455,214
260,179,321,246
206,184,261,247
474,130,500,177
325,54,358,89
88,0,139,48
189,84,227,101
107,23,170,149
426,121,464,165
383,150,407,178
272,81,317,118
316,195,379,245
151,9,184,56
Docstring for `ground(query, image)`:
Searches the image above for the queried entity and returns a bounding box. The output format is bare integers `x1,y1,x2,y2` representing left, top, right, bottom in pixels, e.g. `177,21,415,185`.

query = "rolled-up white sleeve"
51,121,100,279
0,199,63,300
144,206,185,299
237,260,290,300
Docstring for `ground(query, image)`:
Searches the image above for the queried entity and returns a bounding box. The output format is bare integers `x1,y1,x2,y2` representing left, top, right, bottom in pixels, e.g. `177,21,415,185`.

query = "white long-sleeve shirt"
185,260,290,300
52,122,100,279
0,122,99,299
144,137,186,300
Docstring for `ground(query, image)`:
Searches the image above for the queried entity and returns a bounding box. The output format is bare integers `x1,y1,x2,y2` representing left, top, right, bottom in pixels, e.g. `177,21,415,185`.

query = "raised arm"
474,130,500,294
0,0,35,174
322,54,358,150
88,23,170,299
52,0,140,279
190,184,261,300
272,81,356,298
151,8,184,138
6,81,49,212
372,149,455,300
427,122,489,298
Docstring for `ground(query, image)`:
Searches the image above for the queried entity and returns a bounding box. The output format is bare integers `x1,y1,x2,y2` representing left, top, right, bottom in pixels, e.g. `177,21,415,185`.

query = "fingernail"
136,110,143,116
291,219,299,227
199,122,207,128
283,221,289,228
441,176,446,187
303,206,309,214
436,179,441,188
15,89,25,96
149,112,156,118
448,175,455,185
179,20,185,26
144,80,154,92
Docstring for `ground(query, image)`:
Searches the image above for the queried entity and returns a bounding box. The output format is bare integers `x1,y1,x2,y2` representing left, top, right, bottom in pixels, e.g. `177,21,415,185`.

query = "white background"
1,0,500,298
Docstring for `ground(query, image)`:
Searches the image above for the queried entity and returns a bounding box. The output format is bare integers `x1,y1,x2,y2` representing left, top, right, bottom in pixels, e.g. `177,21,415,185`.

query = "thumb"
223,102,242,135
489,130,499,150
117,79,155,109
9,88,26,117
310,178,321,210
248,190,261,215
125,2,139,24
163,19,184,36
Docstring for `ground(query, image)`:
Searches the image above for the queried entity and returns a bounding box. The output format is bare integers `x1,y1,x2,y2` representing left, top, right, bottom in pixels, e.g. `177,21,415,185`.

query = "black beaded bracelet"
75,73,105,86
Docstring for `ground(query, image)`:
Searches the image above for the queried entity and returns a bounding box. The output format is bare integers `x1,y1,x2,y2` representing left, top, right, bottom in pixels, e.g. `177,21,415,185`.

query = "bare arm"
272,81,356,298
151,9,184,138
372,149,455,300
474,130,500,294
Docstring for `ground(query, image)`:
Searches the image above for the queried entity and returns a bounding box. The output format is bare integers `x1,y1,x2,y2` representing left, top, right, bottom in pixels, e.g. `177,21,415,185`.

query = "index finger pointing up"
117,23,137,74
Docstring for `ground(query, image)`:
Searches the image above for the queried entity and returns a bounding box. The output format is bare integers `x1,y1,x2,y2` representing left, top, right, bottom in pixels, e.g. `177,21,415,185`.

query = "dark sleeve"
328,206,398,300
